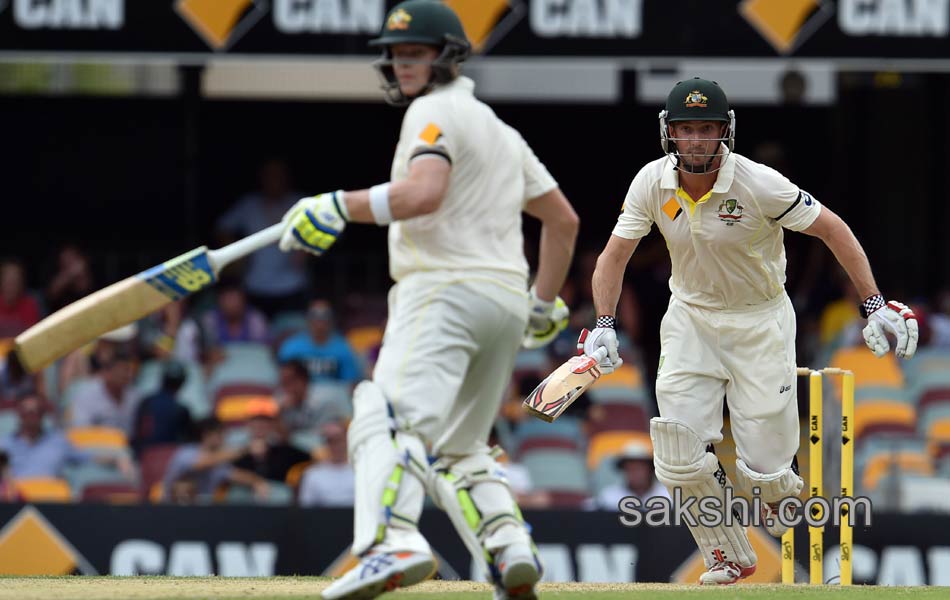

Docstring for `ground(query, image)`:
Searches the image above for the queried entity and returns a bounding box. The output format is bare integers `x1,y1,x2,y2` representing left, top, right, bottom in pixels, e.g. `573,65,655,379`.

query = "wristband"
369,183,393,225
596,315,617,329
860,294,885,319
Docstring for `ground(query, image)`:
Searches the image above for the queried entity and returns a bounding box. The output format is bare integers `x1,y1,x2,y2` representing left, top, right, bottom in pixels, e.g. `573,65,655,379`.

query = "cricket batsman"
580,77,918,584
277,2,579,598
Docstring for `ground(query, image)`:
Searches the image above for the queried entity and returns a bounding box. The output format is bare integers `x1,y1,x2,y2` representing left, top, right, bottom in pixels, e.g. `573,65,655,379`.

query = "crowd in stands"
1,159,948,514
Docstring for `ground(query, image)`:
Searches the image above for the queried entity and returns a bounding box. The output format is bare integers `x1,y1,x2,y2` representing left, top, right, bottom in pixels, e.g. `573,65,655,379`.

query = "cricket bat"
522,347,608,422
13,223,284,373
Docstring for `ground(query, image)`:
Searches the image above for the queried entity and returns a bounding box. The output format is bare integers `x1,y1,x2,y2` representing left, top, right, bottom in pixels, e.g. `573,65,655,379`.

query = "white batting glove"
522,287,570,349
578,321,622,375
278,191,348,257
861,296,919,359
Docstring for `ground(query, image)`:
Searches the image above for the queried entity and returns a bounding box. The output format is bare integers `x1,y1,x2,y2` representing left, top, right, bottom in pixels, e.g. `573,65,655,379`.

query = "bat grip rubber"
592,347,609,362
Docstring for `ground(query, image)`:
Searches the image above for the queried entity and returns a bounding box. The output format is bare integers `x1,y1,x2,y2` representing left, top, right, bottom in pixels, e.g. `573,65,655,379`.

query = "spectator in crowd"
58,325,137,399
591,441,669,511
66,346,141,435
277,300,361,385
299,421,354,507
0,390,133,479
200,282,270,350
162,417,268,503
131,361,194,456
233,403,311,483
0,451,21,501
215,159,309,317
139,301,203,363
275,360,349,437
46,244,94,313
0,259,40,337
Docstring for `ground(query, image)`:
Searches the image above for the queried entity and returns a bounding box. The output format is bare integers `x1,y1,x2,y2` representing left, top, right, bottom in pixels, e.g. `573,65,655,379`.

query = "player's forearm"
813,211,880,299
343,159,451,224
593,235,640,317
533,214,579,302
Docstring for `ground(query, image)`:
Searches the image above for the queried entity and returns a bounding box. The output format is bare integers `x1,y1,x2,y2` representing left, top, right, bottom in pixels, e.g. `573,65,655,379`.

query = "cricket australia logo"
717,198,744,226
685,91,708,107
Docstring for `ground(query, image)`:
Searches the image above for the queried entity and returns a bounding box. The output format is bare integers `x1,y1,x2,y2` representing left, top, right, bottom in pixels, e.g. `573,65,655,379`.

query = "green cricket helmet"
369,0,472,106
658,77,736,173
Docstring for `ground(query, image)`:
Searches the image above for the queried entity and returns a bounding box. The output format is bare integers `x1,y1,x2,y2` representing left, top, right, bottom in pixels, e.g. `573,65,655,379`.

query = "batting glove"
861,296,919,359
578,321,622,375
523,287,570,349
279,191,347,257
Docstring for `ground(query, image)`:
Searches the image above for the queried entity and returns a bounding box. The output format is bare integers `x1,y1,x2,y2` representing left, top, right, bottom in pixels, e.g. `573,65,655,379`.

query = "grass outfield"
0,578,947,600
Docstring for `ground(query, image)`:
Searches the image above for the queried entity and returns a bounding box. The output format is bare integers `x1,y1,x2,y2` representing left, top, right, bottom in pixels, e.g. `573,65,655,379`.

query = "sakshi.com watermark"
617,487,872,529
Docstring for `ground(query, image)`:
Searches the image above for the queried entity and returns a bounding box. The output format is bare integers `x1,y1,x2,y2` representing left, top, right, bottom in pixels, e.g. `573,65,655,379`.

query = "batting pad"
428,450,533,581
348,381,429,556
734,457,804,503
651,417,757,569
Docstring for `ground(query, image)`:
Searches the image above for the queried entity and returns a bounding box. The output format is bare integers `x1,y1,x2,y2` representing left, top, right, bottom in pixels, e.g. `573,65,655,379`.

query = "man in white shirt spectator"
67,347,140,435
299,421,354,507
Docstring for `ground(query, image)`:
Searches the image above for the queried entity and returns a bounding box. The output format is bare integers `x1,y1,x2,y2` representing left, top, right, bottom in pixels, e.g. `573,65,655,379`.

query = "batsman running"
277,2,578,598
582,77,918,585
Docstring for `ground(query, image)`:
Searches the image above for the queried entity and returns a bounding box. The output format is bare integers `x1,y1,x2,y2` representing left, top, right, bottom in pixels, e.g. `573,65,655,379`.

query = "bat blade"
14,247,216,373
522,351,605,422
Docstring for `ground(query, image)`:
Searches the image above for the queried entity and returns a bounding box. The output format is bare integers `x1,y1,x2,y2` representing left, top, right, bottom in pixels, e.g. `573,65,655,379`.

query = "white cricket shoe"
492,543,541,600
698,561,756,585
321,550,436,600
762,501,796,537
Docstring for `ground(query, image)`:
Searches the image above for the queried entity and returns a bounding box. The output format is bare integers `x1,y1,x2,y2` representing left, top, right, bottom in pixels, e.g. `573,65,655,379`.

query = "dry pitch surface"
0,578,947,600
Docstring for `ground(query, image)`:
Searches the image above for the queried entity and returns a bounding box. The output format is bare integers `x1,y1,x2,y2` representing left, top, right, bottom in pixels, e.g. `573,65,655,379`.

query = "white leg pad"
734,458,804,503
349,381,429,556
428,449,533,581
650,417,757,569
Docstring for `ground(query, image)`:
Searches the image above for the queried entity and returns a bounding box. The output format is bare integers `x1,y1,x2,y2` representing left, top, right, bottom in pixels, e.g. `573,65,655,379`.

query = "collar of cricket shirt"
431,75,475,96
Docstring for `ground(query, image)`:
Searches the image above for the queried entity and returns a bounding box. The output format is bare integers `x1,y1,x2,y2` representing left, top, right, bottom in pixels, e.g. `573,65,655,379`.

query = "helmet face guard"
371,35,471,107
659,109,736,174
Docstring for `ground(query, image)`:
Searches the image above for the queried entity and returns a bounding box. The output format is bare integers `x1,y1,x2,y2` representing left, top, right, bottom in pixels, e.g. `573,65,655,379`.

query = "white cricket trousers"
655,292,800,473
373,272,528,457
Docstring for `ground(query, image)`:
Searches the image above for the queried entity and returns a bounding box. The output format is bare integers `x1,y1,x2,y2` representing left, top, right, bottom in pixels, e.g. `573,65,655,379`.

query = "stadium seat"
215,393,278,423
586,430,651,470
925,419,950,459
861,450,933,491
271,311,308,338
829,346,903,389
80,482,141,504
914,379,950,410
545,491,591,509
515,415,583,446
587,403,649,436
345,325,384,356
224,481,295,505
520,448,590,494
14,477,72,502
591,459,623,495
587,385,651,406
902,347,950,381
918,404,950,438
139,443,180,499
853,402,916,439
518,437,580,456
64,461,133,494
0,409,18,438
289,430,324,455
854,386,912,405
592,363,644,390
67,426,128,451
208,352,279,398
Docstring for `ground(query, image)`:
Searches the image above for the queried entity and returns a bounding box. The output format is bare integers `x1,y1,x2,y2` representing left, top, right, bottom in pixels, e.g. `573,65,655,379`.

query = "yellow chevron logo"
0,506,97,575
445,0,525,53
176,0,268,50
739,0,831,55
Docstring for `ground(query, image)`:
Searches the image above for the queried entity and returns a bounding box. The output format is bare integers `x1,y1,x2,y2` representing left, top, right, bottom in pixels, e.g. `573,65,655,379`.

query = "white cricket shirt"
612,149,821,309
388,76,557,290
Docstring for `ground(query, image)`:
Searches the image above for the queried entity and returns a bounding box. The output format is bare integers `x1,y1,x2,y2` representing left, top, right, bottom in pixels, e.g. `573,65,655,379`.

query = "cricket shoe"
698,561,756,585
762,501,796,537
492,543,542,600
321,550,436,600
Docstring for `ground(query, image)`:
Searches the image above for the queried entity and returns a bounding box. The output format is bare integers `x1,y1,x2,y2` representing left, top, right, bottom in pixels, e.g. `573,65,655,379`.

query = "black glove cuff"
596,315,617,330
860,294,885,319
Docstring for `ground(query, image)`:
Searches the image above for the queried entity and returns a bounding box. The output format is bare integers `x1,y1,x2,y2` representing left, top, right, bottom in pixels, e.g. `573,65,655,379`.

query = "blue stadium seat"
520,448,590,494
135,359,211,419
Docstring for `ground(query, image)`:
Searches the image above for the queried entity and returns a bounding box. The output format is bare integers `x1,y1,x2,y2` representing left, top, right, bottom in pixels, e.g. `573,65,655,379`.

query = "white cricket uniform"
373,76,557,457
612,149,821,473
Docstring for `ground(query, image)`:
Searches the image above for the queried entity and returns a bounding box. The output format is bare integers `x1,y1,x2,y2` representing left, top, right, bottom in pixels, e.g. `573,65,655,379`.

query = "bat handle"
591,347,609,362
208,222,284,272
